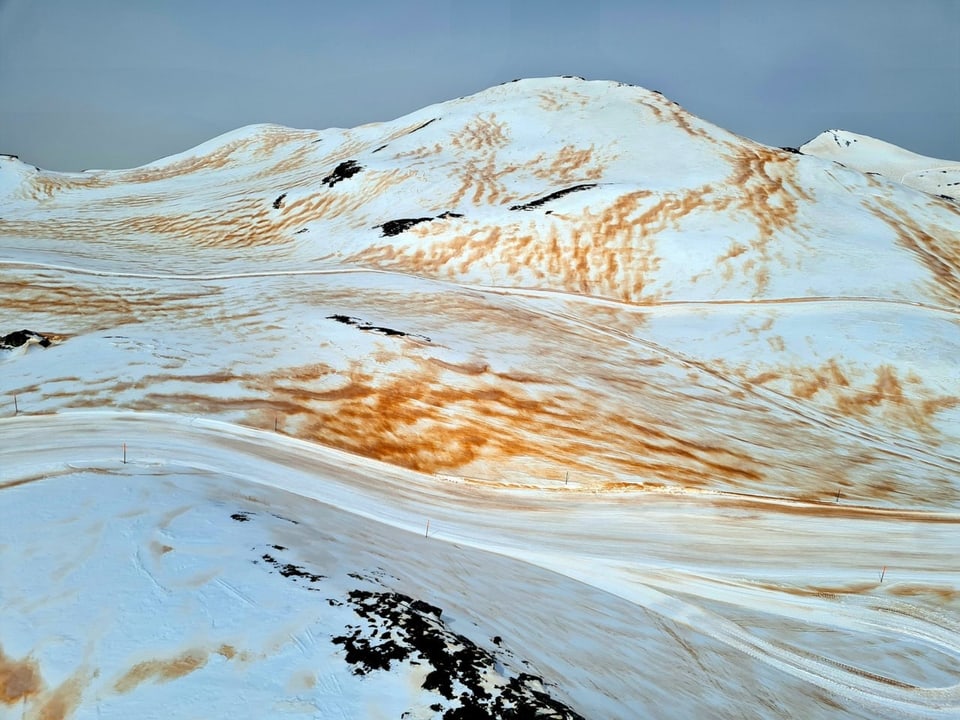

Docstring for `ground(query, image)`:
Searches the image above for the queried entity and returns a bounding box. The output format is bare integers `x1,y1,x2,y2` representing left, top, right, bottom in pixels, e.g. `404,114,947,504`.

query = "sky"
0,0,957,171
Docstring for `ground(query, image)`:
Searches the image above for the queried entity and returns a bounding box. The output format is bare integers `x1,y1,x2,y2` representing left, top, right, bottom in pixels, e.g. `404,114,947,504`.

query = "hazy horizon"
1,0,957,171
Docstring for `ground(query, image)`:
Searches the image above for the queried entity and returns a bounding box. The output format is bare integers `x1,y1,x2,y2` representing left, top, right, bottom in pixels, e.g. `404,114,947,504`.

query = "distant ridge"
801,129,960,200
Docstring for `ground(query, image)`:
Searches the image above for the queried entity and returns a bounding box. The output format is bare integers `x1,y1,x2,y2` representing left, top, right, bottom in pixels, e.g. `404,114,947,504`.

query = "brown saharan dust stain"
11,160,413,251
537,87,593,112
350,190,673,302
1,275,219,333
25,133,258,200
1,646,93,720
866,197,960,306
532,144,607,185
447,155,517,206
150,541,174,556
394,142,444,161
633,93,714,141
886,584,960,605
1,646,43,705
24,669,91,720
450,113,510,152
441,116,612,208
247,352,763,489
765,359,959,434
113,650,208,693
215,645,238,661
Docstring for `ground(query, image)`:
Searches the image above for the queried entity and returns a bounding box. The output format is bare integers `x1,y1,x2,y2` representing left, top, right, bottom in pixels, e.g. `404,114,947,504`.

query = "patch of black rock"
376,211,464,237
272,193,287,209
509,184,596,211
377,217,432,236
408,118,437,134
327,314,431,342
1,329,52,350
322,160,363,188
231,509,299,525
371,144,388,153
333,589,585,720
260,550,326,586
779,146,803,155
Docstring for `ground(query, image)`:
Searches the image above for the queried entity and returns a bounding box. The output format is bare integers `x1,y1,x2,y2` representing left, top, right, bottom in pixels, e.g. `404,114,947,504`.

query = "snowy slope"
801,129,960,200
2,77,960,719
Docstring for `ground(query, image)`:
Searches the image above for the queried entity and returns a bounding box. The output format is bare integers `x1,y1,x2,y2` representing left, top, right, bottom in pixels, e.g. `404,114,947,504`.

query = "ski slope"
2,76,959,719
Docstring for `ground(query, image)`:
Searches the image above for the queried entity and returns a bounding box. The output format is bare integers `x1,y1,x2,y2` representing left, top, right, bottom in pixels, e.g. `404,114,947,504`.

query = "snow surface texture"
1,77,959,719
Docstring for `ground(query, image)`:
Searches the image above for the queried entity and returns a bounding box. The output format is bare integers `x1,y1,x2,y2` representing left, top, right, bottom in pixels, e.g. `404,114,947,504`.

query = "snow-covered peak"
801,128,960,199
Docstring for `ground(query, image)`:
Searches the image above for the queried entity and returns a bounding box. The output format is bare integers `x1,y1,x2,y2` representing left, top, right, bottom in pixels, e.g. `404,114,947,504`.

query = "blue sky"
0,0,957,170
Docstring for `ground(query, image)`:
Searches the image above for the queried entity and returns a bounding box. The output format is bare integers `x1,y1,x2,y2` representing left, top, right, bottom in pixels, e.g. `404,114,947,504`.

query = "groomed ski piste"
2,77,959,718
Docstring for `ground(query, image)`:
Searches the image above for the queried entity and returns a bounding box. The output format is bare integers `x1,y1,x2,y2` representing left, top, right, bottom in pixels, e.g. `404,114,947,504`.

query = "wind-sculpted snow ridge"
2,77,959,718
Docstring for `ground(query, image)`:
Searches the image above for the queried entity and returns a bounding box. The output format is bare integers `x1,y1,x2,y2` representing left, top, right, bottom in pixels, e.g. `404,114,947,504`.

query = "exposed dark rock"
509,184,597,211
259,551,326,583
322,160,363,188
327,314,431,342
378,217,434,237
376,211,464,237
372,144,388,153
408,118,437,134
779,147,802,155
272,193,287,209
1,330,52,350
410,599,443,618
331,589,585,719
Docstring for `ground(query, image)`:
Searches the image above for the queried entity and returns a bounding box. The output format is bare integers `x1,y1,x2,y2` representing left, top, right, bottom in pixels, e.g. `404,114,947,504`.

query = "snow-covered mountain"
2,77,959,719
